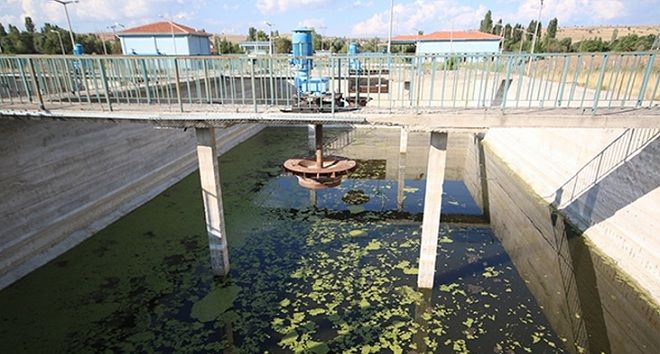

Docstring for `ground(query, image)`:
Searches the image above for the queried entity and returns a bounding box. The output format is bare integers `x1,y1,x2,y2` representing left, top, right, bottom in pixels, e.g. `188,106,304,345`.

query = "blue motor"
348,42,362,73
73,43,85,56
291,28,328,96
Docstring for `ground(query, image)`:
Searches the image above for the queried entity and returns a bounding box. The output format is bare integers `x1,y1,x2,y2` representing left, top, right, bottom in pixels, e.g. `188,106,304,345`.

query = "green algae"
190,285,241,322
0,128,572,353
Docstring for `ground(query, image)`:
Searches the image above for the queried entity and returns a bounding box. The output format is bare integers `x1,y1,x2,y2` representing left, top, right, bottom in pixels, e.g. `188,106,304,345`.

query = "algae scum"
0,128,565,353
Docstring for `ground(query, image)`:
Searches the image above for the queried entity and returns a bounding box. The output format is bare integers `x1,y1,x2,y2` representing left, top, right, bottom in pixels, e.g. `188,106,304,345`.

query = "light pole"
52,0,78,53
527,0,544,74
318,26,327,51
50,30,66,55
108,23,124,54
387,0,394,53
265,21,273,55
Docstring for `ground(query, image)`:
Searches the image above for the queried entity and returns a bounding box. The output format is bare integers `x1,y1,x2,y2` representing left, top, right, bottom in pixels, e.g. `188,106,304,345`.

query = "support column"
397,127,409,210
418,131,448,289
195,127,230,276
476,133,491,223
307,124,316,154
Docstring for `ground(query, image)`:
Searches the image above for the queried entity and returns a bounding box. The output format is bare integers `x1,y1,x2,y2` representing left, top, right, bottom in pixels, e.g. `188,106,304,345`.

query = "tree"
274,37,291,54
547,18,558,39
25,17,36,33
480,10,493,33
256,30,268,41
247,27,257,41
329,37,346,53
492,19,503,36
503,23,512,40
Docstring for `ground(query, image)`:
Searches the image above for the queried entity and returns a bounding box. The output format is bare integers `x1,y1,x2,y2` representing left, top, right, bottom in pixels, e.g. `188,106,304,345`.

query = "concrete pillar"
308,124,316,154
476,133,491,222
397,127,409,209
417,131,448,289
195,127,230,276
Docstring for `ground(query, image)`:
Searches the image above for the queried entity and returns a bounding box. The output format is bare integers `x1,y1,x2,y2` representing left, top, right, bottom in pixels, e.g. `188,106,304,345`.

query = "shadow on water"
0,127,571,353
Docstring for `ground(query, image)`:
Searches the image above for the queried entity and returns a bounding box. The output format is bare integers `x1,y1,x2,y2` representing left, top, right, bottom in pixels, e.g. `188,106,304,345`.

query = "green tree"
24,17,36,33
492,19,503,36
480,10,493,33
247,27,257,41
274,36,291,54
547,18,558,39
256,30,268,41
503,23,512,40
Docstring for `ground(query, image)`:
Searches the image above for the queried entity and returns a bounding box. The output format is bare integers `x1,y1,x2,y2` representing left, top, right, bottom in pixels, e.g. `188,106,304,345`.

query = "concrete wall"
0,120,263,289
461,128,660,353
333,128,470,181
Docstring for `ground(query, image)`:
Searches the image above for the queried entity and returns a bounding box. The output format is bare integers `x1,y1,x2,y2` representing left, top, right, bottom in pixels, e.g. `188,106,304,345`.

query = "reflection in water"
485,140,660,354
1,127,655,352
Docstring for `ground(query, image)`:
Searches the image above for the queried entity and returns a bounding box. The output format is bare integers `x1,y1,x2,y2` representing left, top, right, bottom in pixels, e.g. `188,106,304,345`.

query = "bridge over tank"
1,52,659,130
1,52,660,289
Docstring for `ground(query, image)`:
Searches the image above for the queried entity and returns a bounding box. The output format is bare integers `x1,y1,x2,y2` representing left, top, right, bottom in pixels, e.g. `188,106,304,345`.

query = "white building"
239,41,271,55
392,31,502,56
117,21,211,56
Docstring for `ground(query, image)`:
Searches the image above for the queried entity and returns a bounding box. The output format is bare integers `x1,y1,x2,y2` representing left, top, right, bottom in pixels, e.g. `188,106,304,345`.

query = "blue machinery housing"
291,28,329,96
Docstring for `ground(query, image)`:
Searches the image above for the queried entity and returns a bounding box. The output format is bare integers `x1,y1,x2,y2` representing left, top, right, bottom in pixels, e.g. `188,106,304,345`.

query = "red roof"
392,31,501,42
119,21,210,36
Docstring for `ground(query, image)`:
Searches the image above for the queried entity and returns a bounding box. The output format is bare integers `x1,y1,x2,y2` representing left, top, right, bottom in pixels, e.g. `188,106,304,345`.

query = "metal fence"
0,52,658,114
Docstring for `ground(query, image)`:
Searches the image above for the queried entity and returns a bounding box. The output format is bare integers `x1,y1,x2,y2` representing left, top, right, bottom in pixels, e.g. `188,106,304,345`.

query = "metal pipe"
315,124,323,168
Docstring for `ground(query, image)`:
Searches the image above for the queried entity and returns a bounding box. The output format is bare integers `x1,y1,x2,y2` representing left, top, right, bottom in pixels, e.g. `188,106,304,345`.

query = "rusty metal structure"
283,124,356,189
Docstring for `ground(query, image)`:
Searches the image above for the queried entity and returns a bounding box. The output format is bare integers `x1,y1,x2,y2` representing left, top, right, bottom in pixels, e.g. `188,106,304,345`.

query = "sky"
1,0,658,38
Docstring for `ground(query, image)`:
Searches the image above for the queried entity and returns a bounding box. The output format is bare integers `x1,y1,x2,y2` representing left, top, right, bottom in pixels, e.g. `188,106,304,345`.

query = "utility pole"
527,0,544,74
52,0,78,53
265,22,273,56
50,30,66,55
108,23,124,54
387,0,394,53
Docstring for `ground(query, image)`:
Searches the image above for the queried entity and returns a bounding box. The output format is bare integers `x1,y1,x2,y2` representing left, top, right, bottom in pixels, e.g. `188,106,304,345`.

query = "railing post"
98,58,112,112
16,58,33,102
250,57,257,113
27,58,45,110
501,56,513,111
636,53,655,108
592,53,609,114
203,59,211,104
141,59,151,104
174,58,184,113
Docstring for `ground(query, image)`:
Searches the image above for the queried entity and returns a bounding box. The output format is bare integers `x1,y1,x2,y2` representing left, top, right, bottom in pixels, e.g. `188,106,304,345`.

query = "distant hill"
557,25,659,42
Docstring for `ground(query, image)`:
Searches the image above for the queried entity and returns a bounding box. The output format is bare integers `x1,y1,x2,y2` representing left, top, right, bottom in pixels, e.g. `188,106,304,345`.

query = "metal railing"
0,52,658,114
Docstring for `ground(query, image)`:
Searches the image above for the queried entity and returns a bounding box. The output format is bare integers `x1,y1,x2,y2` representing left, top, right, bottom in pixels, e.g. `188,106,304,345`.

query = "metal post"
637,53,656,107
387,0,394,54
98,58,112,111
27,58,45,110
315,124,323,168
173,58,183,112
250,58,257,113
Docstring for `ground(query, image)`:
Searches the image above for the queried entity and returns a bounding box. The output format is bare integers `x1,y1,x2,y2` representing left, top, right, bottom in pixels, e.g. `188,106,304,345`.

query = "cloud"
352,1,487,37
256,0,330,14
352,1,374,8
514,0,626,22
298,17,326,29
